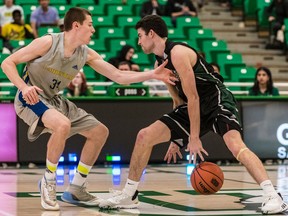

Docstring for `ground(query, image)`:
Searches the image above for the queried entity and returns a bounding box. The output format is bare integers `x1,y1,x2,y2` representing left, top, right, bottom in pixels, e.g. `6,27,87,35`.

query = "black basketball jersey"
155,40,240,126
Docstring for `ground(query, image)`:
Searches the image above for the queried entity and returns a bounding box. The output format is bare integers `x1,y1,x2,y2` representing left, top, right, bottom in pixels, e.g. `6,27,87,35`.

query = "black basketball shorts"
159,104,242,148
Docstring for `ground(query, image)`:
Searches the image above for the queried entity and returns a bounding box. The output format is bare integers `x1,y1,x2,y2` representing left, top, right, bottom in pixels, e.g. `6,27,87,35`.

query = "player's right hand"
164,142,183,163
21,85,43,105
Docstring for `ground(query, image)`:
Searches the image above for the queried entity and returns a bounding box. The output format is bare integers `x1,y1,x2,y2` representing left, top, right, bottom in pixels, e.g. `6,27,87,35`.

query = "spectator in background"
266,0,288,49
30,0,59,38
0,0,24,27
108,45,140,71
118,61,132,71
63,71,92,97
1,9,34,53
164,0,197,27
248,66,280,96
140,0,165,18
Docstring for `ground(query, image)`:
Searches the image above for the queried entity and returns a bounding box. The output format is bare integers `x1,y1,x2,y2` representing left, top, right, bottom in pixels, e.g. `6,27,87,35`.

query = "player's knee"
55,119,71,136
98,124,109,142
87,124,109,145
136,128,152,147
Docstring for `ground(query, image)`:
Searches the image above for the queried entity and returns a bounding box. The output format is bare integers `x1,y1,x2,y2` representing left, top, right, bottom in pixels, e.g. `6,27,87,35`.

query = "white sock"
123,179,139,196
260,180,278,196
71,161,92,186
45,159,57,180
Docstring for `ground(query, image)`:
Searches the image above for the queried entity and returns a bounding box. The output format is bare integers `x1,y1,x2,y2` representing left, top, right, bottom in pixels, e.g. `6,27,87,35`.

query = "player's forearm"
1,59,27,91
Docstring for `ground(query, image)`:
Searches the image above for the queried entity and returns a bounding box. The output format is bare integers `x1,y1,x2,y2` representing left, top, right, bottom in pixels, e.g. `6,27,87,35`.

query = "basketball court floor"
1,162,288,216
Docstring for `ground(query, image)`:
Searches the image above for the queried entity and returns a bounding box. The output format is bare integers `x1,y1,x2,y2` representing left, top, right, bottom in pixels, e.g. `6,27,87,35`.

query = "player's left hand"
185,137,208,164
153,60,178,85
164,142,183,163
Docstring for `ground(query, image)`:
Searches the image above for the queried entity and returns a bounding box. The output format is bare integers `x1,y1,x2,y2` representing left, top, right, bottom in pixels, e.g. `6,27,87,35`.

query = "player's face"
137,28,154,54
257,70,269,85
78,15,95,45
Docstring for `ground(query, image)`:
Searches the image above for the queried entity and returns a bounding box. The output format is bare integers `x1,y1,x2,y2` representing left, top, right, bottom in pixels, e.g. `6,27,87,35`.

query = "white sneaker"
99,190,139,209
61,183,102,206
39,177,59,211
261,193,288,214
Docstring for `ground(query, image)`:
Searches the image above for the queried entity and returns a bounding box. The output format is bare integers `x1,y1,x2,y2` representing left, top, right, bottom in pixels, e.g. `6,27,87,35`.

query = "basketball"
190,162,224,195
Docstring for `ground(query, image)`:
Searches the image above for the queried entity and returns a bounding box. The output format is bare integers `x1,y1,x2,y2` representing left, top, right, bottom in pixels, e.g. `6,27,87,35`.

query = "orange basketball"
190,162,224,195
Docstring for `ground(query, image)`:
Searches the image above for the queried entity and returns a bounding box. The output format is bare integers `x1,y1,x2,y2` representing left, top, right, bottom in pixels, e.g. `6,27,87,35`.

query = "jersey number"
50,79,61,89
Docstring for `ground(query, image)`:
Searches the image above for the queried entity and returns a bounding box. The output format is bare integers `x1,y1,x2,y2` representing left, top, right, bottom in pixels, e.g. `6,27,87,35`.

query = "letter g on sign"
277,123,288,146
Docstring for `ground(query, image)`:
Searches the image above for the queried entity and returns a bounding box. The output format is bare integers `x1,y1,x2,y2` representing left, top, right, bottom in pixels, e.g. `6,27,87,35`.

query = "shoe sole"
61,191,100,206
38,179,60,211
100,201,140,209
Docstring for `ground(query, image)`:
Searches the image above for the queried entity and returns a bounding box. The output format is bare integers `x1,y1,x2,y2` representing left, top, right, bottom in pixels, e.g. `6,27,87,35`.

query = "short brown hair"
64,7,92,31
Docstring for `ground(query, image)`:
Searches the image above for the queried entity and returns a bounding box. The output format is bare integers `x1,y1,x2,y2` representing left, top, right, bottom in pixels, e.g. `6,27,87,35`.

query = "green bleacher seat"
132,52,153,66
284,18,288,34
133,4,144,16
82,65,98,81
15,0,37,4
177,39,199,51
116,16,140,36
79,5,105,16
243,0,258,21
54,5,72,17
106,5,133,21
38,26,60,37
230,66,256,82
202,40,230,63
158,0,168,4
93,16,114,28
187,28,216,51
10,39,33,50
109,38,138,53
231,0,243,9
0,54,10,81
125,0,143,5
22,4,37,23
49,0,67,5
168,27,186,40
0,39,3,52
97,52,115,61
70,0,95,6
88,39,107,52
176,17,202,37
96,27,126,48
162,16,174,28
256,0,272,32
216,53,246,81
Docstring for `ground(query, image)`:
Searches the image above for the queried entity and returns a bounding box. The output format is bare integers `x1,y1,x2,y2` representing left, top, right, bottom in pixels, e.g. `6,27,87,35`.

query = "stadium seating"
230,66,256,82
70,0,95,6
176,17,202,37
216,53,246,80
38,26,60,37
188,28,216,51
92,16,115,28
202,40,230,63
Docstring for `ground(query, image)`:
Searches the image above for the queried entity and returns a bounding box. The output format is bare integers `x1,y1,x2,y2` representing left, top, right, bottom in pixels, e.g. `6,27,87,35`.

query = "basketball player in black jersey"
99,15,288,214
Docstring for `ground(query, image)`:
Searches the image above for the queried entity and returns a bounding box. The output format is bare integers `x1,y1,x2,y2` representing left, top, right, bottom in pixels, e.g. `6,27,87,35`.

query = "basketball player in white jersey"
1,7,176,211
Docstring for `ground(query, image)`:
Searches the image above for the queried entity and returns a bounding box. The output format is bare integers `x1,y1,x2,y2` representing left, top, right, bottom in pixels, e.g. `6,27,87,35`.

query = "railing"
1,81,288,96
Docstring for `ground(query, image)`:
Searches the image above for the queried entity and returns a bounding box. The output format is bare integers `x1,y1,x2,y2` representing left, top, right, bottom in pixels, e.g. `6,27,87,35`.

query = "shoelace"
109,189,123,196
46,181,57,202
110,191,129,203
79,184,96,200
